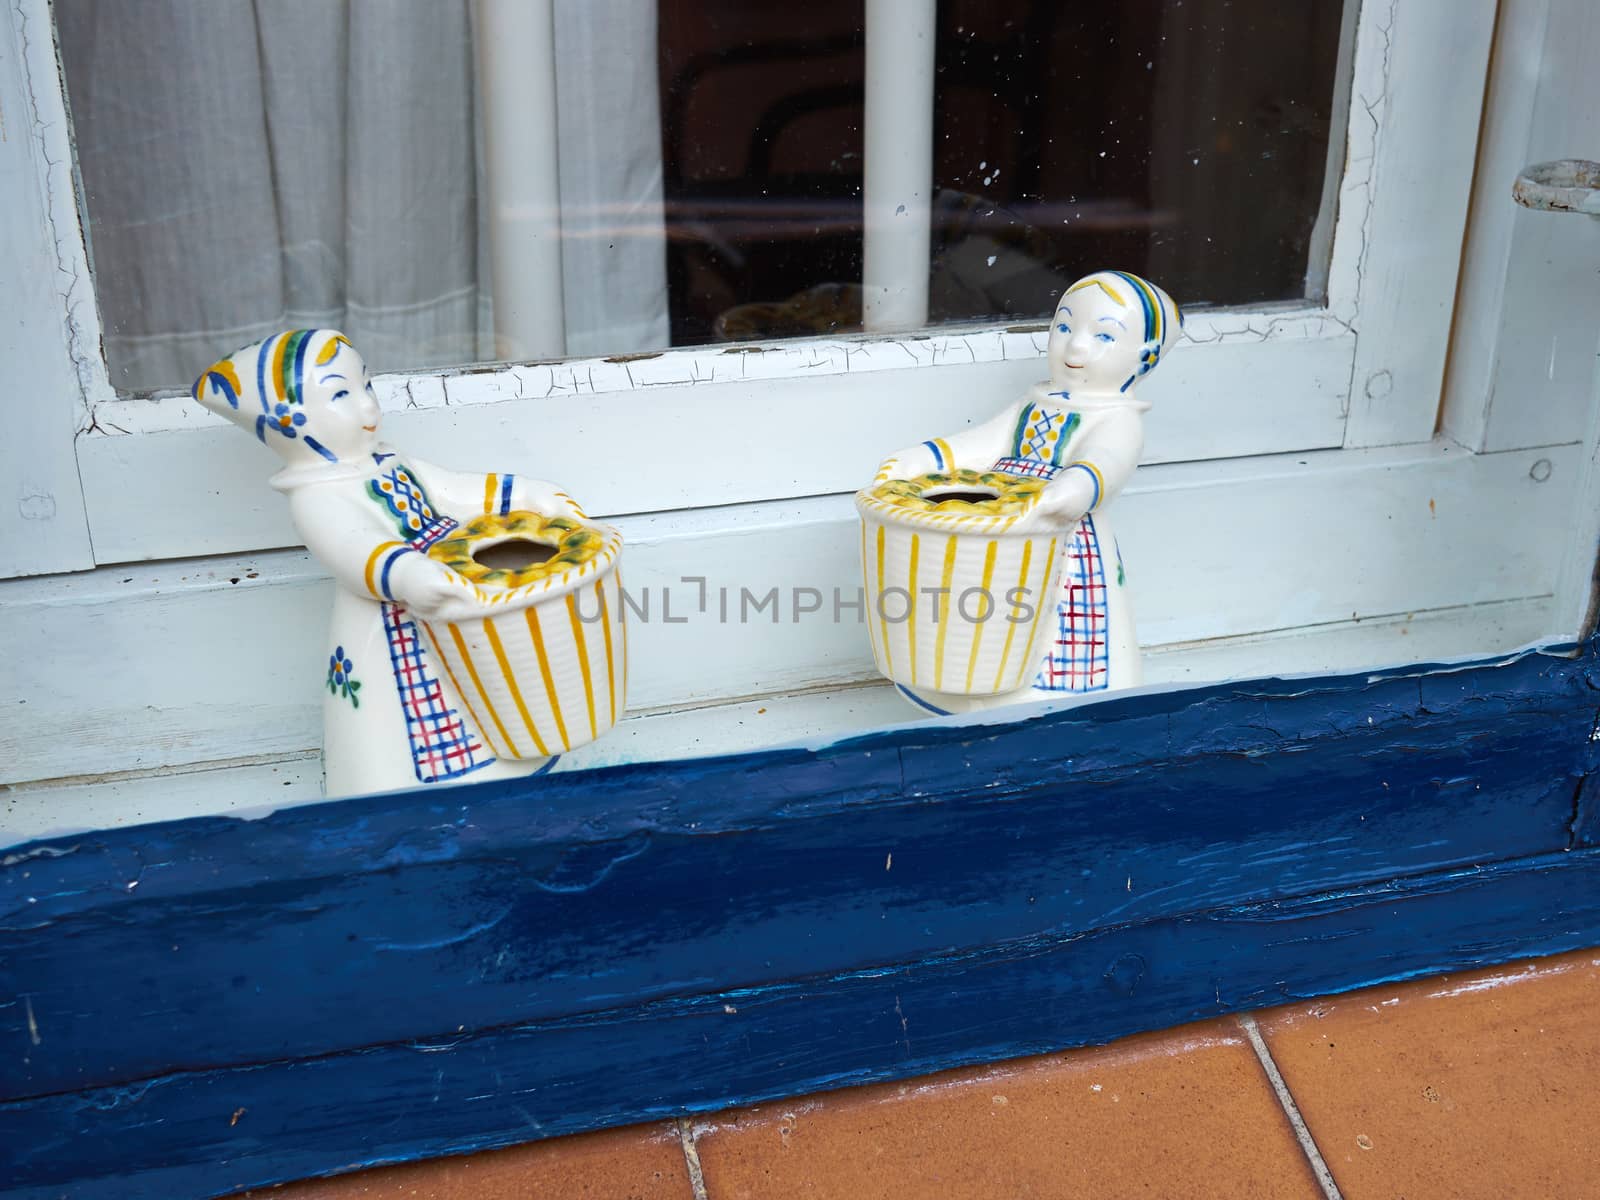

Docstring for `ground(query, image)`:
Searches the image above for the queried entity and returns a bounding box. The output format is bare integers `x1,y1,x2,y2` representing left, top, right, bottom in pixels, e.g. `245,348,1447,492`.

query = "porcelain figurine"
193,330,626,796
859,270,1181,714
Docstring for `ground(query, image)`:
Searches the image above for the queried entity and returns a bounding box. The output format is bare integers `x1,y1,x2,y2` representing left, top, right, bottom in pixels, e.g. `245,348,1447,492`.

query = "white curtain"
54,0,668,393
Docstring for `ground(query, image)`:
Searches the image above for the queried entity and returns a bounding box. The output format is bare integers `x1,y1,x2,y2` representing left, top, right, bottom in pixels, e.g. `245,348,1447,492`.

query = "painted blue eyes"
1057,324,1116,344
331,389,350,403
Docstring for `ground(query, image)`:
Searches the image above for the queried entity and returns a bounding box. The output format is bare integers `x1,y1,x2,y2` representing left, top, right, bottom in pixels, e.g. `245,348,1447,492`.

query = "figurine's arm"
1031,410,1144,525
288,489,477,618
871,403,1022,482
406,458,589,523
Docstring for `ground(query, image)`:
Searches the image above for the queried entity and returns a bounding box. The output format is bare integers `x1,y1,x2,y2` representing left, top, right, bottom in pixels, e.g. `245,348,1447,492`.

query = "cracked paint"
1325,0,1395,332
78,307,1349,438
15,0,106,438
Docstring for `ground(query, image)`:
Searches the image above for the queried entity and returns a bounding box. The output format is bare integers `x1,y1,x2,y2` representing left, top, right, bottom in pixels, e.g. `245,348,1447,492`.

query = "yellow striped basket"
855,490,1064,699
416,524,626,760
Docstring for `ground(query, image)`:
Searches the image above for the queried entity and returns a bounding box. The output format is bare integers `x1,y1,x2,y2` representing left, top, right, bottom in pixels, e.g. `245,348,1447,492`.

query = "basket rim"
854,488,1041,534
433,522,624,615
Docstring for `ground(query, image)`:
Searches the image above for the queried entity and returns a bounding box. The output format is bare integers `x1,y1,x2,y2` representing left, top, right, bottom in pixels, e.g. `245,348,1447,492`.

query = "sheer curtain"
55,0,667,394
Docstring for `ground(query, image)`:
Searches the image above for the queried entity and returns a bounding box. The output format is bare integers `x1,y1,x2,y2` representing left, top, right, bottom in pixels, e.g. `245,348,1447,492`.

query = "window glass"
664,0,1346,344
56,0,1346,394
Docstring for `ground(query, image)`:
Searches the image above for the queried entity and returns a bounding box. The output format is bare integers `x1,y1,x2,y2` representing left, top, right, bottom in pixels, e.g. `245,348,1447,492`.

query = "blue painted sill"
3,641,1600,1199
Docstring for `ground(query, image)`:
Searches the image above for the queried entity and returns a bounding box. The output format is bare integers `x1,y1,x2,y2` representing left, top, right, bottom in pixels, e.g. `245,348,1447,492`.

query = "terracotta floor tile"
1258,948,1600,1200
691,1018,1323,1200
231,1120,694,1200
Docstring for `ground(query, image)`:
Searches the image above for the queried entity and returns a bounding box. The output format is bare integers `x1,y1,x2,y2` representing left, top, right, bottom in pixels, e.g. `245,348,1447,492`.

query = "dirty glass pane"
662,0,1348,343
56,0,1348,393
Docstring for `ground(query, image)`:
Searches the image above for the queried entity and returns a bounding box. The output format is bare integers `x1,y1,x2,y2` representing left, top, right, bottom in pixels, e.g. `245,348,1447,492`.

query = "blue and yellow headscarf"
193,329,353,463
1063,270,1182,392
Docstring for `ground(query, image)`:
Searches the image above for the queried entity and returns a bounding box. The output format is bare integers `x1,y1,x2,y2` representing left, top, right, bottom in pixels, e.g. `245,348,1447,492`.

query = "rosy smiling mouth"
362,424,377,432
1064,362,1085,369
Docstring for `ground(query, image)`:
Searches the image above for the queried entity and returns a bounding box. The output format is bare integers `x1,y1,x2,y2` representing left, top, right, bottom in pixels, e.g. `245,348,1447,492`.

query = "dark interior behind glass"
660,0,1346,344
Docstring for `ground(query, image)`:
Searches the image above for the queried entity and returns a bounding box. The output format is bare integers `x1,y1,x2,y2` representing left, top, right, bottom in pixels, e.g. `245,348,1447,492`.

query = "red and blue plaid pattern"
410,516,458,550
381,601,487,782
991,456,1062,480
1035,514,1110,692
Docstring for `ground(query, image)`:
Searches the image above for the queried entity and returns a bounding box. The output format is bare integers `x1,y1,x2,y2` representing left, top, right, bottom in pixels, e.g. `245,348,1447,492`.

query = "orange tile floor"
239,948,1600,1200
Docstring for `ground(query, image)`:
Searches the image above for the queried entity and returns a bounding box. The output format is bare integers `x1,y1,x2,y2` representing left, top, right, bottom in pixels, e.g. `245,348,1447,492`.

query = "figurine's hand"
510,480,589,523
1031,474,1096,527
549,492,589,523
392,557,480,623
871,450,921,484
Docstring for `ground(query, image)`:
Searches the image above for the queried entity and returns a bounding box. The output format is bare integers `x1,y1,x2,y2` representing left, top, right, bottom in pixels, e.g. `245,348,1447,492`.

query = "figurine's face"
193,329,382,465
299,336,382,459
1046,280,1146,393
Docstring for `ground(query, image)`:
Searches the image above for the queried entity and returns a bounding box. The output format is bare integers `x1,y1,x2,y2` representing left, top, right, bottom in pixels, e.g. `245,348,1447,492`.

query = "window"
5,0,1596,830
58,0,1348,391
35,1,1470,569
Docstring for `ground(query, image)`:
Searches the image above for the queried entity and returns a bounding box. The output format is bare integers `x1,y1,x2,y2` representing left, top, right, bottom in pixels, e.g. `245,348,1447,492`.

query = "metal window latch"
1513,159,1600,217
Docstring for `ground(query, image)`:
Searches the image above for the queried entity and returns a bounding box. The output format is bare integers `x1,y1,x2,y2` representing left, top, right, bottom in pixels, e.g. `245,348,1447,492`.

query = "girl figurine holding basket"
193,329,622,796
869,270,1181,714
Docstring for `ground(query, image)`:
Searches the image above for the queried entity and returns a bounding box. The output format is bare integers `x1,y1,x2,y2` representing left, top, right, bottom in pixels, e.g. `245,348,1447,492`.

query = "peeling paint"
80,301,1354,438
13,0,110,437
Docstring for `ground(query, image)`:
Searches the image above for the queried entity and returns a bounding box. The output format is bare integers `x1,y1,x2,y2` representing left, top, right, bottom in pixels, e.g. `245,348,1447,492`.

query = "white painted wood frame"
1440,0,1600,640
2,437,1575,796
1336,0,1498,448
0,0,93,576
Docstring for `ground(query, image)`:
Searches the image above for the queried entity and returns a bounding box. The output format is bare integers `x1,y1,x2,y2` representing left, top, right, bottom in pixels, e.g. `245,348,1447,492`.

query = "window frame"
8,0,1494,571
0,0,94,577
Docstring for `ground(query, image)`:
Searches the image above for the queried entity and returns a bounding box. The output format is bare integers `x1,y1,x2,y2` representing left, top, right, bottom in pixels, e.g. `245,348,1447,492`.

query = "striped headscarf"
1063,270,1182,390
193,329,354,463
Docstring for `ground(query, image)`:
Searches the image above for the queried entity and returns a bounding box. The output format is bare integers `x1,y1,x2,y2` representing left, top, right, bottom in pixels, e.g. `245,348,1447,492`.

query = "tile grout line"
676,1117,711,1200
1238,1014,1346,1200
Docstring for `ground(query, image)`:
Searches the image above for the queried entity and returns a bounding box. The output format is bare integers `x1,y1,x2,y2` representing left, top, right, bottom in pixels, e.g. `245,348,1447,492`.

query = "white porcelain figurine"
193,330,626,796
861,270,1181,714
